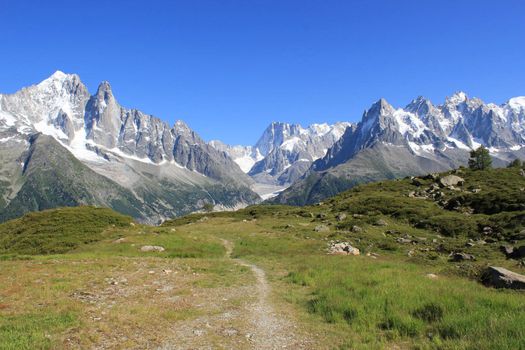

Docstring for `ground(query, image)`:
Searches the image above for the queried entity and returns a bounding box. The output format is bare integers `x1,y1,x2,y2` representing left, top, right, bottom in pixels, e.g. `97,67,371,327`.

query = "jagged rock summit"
0,71,259,223
273,92,525,205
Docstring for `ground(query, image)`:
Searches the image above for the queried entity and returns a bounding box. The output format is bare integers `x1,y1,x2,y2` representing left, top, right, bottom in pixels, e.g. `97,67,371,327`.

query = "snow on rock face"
508,97,525,111
211,121,353,181
320,91,525,170
0,71,254,189
209,140,263,173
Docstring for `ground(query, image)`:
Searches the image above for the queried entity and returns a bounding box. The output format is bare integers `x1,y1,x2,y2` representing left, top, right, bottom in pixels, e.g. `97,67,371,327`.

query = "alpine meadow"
1,1,524,349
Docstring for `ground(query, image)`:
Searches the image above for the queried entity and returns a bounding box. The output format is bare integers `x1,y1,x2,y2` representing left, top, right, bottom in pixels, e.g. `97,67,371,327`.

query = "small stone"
374,219,388,226
222,328,238,337
336,213,347,222
140,245,165,252
449,252,475,262
426,273,438,279
352,225,363,233
314,225,329,233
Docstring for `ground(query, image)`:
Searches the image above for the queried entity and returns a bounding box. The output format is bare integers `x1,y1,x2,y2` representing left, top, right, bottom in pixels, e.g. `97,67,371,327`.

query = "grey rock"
140,245,165,252
501,245,515,257
449,252,475,261
374,219,388,226
328,241,360,255
336,213,347,221
482,266,525,290
314,225,329,232
352,225,363,233
439,175,465,188
510,246,525,259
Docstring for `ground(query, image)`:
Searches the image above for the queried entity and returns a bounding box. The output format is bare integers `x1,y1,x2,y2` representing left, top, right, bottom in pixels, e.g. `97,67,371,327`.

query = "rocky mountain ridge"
273,92,525,205
211,121,352,186
0,71,259,223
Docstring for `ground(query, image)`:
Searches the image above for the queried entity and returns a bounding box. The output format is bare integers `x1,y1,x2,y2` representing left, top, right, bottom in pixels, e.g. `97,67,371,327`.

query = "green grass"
0,167,524,349
0,206,133,255
0,312,78,350
285,256,525,349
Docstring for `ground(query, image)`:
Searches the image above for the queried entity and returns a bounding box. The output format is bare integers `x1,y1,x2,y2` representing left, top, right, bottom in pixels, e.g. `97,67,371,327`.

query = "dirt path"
221,239,307,349
159,240,310,349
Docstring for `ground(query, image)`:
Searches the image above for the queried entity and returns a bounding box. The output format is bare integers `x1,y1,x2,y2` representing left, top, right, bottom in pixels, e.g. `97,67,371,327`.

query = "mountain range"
271,93,525,205
1,71,524,222
0,72,259,223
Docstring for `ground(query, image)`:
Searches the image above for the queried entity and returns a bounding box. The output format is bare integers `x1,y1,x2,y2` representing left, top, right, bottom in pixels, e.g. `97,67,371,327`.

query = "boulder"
352,225,363,233
314,225,329,233
140,245,165,252
510,246,525,259
439,175,465,188
481,266,525,290
520,169,525,177
396,238,413,244
482,226,493,234
500,245,515,257
328,242,360,256
336,213,347,222
374,219,388,226
449,252,475,262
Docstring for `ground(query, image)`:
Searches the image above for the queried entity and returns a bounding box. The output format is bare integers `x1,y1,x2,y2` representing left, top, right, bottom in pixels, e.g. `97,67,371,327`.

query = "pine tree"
468,146,492,170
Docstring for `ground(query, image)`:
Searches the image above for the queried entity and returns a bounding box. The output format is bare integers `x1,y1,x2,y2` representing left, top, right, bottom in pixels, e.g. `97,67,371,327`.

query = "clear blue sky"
1,0,524,145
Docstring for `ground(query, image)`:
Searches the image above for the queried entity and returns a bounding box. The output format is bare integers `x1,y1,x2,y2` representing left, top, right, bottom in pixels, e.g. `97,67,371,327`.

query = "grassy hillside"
0,167,524,349
0,206,133,256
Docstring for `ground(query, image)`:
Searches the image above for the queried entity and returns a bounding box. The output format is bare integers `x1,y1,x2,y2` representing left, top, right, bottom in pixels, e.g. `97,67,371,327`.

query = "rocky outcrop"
482,266,525,290
439,175,465,188
328,241,360,256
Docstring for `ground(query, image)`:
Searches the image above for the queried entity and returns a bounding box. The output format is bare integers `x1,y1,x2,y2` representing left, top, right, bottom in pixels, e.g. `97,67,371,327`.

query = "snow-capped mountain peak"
211,120,354,187
446,91,468,105
508,96,525,111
